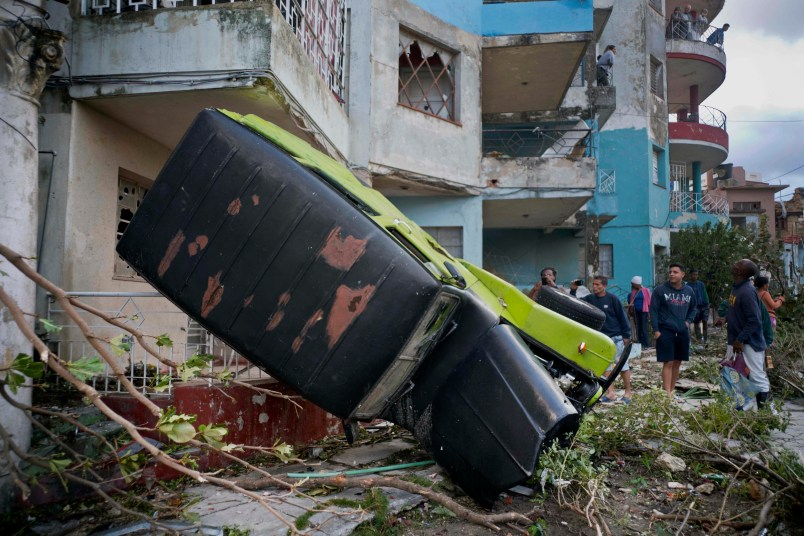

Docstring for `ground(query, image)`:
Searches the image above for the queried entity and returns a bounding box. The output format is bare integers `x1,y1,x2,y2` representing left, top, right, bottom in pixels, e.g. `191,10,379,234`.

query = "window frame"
114,168,152,281
599,244,614,278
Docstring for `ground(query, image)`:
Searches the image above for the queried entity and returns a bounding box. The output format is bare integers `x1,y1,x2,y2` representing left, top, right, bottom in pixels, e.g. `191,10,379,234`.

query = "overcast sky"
710,1,804,202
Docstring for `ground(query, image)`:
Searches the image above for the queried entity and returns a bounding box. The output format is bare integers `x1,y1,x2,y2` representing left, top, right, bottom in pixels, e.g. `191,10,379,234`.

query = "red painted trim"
669,122,729,150
666,52,726,75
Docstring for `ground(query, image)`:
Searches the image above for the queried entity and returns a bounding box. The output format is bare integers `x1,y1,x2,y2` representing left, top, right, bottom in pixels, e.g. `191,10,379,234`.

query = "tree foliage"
669,218,783,309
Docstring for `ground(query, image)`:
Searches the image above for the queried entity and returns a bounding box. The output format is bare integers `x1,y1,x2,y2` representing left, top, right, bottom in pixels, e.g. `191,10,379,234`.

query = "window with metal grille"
422,226,463,259
652,149,660,185
115,169,151,279
398,29,458,121
599,244,613,278
733,201,762,212
650,56,664,98
648,0,663,14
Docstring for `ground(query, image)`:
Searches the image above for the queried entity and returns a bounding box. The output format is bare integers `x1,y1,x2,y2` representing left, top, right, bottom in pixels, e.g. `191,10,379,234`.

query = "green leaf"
221,443,244,453
271,441,294,463
198,424,228,449
109,334,132,356
151,373,172,393
66,356,105,381
12,354,44,379
160,421,196,443
177,354,213,382
119,453,147,483
431,505,456,518
38,318,62,334
216,370,233,383
49,458,71,473
155,333,173,348
4,371,26,394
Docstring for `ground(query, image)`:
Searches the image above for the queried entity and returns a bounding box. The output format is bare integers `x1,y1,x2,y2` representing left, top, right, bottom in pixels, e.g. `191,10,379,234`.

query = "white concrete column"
0,0,65,508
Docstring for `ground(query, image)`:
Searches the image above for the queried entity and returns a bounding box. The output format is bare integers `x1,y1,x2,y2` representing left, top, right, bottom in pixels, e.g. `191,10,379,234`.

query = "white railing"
598,169,615,193
81,0,346,102
46,292,267,396
670,191,729,217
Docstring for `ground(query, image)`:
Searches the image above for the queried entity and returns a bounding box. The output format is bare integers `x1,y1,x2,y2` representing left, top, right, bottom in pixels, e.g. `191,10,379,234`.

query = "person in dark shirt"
584,275,632,403
727,259,770,408
688,269,710,342
650,263,696,397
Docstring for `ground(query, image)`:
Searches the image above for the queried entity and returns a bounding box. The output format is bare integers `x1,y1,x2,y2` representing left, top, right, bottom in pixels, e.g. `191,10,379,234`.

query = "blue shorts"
606,336,630,372
656,328,690,362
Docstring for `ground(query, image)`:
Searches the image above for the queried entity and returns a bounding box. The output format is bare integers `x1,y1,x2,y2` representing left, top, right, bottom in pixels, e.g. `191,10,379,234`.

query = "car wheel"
535,286,606,330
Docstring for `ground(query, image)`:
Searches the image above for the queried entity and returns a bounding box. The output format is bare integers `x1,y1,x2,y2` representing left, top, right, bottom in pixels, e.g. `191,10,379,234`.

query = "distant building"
776,188,804,290
706,166,786,238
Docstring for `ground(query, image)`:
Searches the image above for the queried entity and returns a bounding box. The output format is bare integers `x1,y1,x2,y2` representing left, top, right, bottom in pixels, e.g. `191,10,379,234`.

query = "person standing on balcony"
596,45,616,86
627,276,652,349
707,23,730,48
688,269,710,342
668,7,685,39
681,5,694,39
650,263,697,397
694,9,710,40
584,275,632,403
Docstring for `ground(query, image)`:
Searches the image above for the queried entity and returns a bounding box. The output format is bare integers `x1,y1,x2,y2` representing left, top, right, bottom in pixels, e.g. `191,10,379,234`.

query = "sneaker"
599,395,615,403
621,397,631,405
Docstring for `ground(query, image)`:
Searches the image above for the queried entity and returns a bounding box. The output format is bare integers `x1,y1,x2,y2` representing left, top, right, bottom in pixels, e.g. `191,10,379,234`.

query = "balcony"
480,126,597,229
669,190,729,228
66,0,348,150
480,0,594,114
668,104,728,174
665,21,727,105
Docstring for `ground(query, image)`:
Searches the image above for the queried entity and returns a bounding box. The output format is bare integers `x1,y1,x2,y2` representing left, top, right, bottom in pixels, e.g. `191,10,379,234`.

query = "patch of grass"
683,393,789,446
400,475,433,488
223,526,250,536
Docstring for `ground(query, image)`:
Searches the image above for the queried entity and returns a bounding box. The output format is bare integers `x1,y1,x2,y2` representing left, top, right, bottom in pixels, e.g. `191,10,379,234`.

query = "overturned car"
116,109,628,505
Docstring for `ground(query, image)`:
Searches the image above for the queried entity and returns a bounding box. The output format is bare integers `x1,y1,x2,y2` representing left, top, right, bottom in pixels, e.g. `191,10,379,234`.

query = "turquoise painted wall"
408,0,482,34
389,196,483,266
482,0,593,36
483,228,583,292
407,0,593,36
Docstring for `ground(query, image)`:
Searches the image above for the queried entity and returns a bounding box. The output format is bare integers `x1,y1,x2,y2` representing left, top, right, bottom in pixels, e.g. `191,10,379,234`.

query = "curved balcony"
668,104,728,174
665,21,727,106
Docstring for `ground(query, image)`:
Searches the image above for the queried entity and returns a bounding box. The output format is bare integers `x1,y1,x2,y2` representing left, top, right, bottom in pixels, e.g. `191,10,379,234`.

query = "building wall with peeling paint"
595,0,671,289
482,228,584,292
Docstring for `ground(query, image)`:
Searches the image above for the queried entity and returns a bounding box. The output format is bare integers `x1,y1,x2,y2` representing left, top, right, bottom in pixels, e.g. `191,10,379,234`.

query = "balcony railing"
80,0,346,102
666,18,727,50
669,104,727,131
670,191,729,217
483,127,592,158
46,292,265,396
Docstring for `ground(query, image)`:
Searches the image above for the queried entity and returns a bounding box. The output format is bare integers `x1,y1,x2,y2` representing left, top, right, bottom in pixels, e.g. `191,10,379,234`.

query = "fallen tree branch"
236,474,540,531
746,486,791,536
650,511,754,530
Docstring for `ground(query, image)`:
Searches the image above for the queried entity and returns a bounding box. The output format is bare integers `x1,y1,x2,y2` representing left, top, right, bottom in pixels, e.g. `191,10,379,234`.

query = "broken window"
398,29,458,121
599,244,613,278
115,169,151,280
422,226,463,259
650,56,664,98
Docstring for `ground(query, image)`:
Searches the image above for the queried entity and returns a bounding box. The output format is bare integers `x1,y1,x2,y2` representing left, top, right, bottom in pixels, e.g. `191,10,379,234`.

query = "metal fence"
669,104,727,131
46,292,266,396
598,169,615,194
482,127,592,158
670,191,729,217
81,0,347,102
666,18,727,51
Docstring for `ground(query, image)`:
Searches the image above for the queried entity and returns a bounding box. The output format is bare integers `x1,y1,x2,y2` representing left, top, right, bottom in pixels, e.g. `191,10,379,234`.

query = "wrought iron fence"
666,18,727,50
670,191,729,217
46,292,266,396
482,127,592,158
598,169,615,193
668,104,727,131
81,0,346,102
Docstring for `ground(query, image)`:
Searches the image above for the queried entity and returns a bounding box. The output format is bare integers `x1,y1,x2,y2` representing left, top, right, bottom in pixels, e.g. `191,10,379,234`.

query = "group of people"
533,261,782,409
667,4,729,47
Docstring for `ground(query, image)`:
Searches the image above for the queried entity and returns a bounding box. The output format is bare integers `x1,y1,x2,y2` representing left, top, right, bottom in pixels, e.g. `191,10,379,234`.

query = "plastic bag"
720,351,758,410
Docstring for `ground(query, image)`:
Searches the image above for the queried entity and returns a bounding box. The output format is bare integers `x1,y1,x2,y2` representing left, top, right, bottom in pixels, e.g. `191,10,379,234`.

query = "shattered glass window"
398,29,458,121
115,170,151,279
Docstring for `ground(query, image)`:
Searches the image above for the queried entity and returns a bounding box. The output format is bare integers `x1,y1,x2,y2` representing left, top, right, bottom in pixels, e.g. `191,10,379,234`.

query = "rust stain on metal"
266,292,291,331
244,294,254,308
157,230,186,278
227,198,242,215
252,194,260,206
292,309,323,353
201,271,224,318
326,284,376,349
187,235,209,256
317,227,367,271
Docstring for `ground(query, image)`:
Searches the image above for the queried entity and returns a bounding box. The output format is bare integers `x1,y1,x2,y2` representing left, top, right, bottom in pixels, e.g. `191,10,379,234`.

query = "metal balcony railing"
46,292,266,396
80,0,346,102
482,127,592,158
669,104,727,131
670,191,729,217
666,18,728,51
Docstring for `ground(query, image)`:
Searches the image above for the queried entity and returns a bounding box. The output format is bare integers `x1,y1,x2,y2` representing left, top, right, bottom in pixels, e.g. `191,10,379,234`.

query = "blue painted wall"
483,228,583,292
482,0,593,36
389,196,484,266
408,0,482,34
595,128,671,290
407,0,593,36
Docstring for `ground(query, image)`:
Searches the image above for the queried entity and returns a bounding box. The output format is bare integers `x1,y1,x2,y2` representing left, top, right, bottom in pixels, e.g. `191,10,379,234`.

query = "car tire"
536,286,606,330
